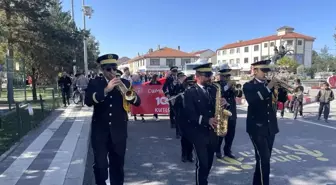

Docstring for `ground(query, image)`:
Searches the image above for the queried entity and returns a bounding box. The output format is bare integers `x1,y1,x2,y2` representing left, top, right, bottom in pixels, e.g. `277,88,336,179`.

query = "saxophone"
213,82,232,136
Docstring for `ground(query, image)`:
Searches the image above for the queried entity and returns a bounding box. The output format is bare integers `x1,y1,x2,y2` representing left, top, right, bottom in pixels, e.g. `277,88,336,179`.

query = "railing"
0,90,62,156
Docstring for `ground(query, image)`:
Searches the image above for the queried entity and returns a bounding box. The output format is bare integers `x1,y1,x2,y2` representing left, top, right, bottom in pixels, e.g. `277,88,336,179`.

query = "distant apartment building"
216,26,315,75
128,46,197,73
190,49,215,59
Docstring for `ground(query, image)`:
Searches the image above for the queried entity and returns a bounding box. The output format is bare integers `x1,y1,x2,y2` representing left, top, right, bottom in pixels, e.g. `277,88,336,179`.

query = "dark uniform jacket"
243,78,279,136
58,76,72,91
218,81,237,120
183,84,217,137
162,75,178,96
277,87,288,103
85,77,141,143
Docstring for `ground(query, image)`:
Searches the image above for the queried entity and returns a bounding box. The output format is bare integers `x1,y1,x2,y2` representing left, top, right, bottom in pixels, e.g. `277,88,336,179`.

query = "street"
103,102,336,185
1,102,336,185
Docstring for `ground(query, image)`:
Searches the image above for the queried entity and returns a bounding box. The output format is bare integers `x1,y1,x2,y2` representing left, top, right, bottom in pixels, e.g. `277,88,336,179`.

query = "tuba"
116,77,136,112
213,82,232,136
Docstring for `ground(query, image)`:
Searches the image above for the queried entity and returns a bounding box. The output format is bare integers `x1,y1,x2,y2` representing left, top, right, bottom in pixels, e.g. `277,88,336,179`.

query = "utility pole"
82,0,93,76
5,2,15,105
70,0,77,75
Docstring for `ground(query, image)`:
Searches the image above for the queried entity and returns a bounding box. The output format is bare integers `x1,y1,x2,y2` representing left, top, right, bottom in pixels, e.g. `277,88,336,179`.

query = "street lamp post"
82,0,93,76
70,0,77,75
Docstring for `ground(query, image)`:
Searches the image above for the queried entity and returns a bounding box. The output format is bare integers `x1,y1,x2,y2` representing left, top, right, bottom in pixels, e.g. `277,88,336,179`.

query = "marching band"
88,53,283,185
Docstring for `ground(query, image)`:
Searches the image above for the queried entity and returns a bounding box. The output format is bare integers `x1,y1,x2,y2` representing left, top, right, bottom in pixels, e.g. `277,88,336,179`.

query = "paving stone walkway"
0,105,92,185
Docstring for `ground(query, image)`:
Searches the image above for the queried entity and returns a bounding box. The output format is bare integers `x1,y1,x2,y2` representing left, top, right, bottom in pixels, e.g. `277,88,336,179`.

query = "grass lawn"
0,98,62,156
0,87,61,102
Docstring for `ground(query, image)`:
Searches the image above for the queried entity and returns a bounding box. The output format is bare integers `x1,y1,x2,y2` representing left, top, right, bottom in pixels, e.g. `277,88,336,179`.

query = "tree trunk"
5,3,14,103
32,67,37,101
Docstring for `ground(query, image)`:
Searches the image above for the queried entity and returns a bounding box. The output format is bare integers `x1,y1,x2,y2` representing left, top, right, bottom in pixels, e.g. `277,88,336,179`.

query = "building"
216,26,315,75
207,54,217,65
117,57,130,71
190,49,215,59
128,46,197,73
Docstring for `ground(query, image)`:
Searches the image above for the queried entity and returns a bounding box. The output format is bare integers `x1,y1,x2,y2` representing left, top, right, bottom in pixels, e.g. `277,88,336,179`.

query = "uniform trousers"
181,136,193,158
249,134,275,185
216,119,236,154
92,133,127,185
191,128,217,185
61,89,70,106
318,102,330,120
169,102,176,128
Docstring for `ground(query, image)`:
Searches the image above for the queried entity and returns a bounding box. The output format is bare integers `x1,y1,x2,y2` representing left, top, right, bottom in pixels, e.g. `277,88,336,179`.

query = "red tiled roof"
217,32,315,51
190,49,210,55
145,47,196,58
128,47,196,63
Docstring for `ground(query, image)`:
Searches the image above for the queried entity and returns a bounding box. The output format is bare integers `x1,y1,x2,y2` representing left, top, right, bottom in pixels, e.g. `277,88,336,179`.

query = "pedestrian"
243,59,279,185
85,54,141,185
174,73,194,163
121,67,132,84
277,78,289,118
148,74,161,121
183,63,221,185
131,73,145,122
58,72,72,107
162,66,179,136
316,81,334,122
215,68,237,159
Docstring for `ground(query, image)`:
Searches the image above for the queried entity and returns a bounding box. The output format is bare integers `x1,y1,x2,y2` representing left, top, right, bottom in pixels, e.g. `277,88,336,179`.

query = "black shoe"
317,117,320,120
325,119,328,123
142,117,145,122
134,116,137,121
225,152,236,159
216,152,223,159
181,156,187,163
176,134,181,139
187,157,194,162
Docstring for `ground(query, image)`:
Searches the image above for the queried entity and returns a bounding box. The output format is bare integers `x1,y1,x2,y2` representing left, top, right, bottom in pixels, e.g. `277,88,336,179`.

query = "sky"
62,0,336,58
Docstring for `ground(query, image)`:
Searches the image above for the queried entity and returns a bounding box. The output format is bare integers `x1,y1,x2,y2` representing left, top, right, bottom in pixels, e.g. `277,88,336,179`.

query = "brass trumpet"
116,76,136,101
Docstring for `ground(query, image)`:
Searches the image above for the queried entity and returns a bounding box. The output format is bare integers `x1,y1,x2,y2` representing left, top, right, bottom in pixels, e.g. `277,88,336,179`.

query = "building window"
287,40,293,45
244,58,248,63
254,45,259,51
223,60,227,63
236,58,240,64
264,43,268,48
270,42,274,47
236,48,240,53
217,51,220,56
222,50,227,55
230,49,234,54
150,59,160,66
244,47,249,53
253,57,259,62
166,59,176,67
229,59,234,64
217,60,220,64
297,40,302,45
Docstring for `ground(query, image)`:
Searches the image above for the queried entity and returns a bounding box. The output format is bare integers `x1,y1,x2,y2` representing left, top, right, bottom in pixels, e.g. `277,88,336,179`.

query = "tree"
0,0,100,100
276,56,299,73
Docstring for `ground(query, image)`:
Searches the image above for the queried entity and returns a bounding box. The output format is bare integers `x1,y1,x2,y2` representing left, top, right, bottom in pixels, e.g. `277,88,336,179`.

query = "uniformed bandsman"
174,73,194,163
243,59,279,185
215,68,237,159
183,63,219,185
163,66,180,137
85,54,141,185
